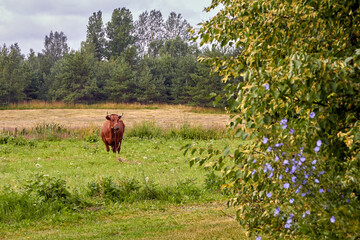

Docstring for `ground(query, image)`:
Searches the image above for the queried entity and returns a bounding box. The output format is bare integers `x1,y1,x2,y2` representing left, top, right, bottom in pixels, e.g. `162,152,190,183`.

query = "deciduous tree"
189,0,360,239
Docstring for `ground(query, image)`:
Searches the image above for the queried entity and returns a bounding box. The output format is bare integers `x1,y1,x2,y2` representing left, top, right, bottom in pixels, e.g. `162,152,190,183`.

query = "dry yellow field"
0,107,230,131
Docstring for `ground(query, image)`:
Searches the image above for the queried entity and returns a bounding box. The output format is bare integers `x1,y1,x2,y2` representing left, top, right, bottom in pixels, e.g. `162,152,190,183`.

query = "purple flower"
306,210,310,215
319,171,325,175
312,160,317,165
284,223,291,229
274,207,280,216
252,170,256,175
314,179,319,183
309,112,316,118
279,174,283,180
300,156,306,162
267,192,272,198
283,183,290,189
289,198,294,203
256,237,261,240
267,146,272,152
280,119,288,129
291,176,297,183
283,160,289,165
280,119,288,125
289,129,295,134
301,193,306,197
302,180,307,185
268,172,273,178
314,146,320,152
319,188,324,193
290,165,297,174
274,156,279,161
330,216,335,223
316,140,322,146
264,83,269,90
262,137,268,144
253,159,257,163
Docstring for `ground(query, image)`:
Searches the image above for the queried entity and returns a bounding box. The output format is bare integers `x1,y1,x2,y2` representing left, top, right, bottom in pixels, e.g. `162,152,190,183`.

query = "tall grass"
1,121,230,141
0,173,214,224
0,100,225,113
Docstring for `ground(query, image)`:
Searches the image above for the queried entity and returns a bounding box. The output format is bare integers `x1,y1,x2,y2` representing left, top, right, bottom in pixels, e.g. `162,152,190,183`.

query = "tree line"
0,8,238,106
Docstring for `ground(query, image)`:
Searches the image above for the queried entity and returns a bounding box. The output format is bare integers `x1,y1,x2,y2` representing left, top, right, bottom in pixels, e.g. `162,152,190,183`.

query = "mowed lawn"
0,108,248,239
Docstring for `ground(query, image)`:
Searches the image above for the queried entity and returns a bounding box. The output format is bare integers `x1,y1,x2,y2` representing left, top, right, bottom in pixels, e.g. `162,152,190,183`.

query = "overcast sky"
0,0,217,55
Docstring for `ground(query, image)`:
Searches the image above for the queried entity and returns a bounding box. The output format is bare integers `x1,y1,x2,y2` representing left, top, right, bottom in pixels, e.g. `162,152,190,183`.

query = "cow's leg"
111,143,116,153
117,141,121,154
104,142,110,152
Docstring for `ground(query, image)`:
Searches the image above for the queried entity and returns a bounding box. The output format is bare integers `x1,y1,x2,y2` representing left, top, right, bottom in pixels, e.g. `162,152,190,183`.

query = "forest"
0,8,239,107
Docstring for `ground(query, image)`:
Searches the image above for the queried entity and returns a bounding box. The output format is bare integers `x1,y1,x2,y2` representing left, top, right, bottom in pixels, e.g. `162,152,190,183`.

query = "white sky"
0,0,218,55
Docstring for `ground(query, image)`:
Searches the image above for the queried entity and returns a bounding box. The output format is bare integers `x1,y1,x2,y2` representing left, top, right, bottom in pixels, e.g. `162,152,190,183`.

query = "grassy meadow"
0,105,248,239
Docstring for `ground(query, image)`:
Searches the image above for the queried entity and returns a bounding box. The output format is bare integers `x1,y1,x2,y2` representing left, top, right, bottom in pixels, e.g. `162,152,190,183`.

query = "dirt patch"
0,108,230,130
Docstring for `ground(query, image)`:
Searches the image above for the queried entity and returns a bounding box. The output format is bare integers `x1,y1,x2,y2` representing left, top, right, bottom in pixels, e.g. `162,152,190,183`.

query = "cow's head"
106,113,123,131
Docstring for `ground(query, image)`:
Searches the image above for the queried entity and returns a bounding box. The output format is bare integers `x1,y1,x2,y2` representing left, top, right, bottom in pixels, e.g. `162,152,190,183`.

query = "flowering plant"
189,0,360,239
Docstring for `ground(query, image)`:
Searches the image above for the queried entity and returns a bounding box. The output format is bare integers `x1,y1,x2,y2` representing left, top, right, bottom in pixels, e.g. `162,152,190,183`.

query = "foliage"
189,0,360,239
0,7,234,107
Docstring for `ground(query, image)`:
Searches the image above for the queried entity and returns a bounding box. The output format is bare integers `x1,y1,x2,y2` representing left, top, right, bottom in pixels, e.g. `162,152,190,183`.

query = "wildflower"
267,192,272,198
316,140,322,146
289,198,294,203
279,174,283,180
290,165,297,174
312,160,317,165
268,172,273,178
256,236,262,240
267,146,272,152
274,156,279,161
285,167,289,173
280,119,288,129
252,170,256,175
264,83,269,90
319,188,324,193
319,171,325,175
283,159,289,165
253,159,257,163
274,207,280,216
300,156,306,162
314,179,319,183
283,183,290,189
302,180,307,185
330,216,335,223
289,129,295,134
306,210,310,215
280,119,288,125
291,176,297,183
262,137,268,144
314,146,320,152
309,112,316,118
284,223,291,229
301,193,306,197
302,213,306,218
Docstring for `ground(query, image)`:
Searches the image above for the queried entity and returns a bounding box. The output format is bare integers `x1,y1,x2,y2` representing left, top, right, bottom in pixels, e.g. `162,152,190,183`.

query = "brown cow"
101,113,125,153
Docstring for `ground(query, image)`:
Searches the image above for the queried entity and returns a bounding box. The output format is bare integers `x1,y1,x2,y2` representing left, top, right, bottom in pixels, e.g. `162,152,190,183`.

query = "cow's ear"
106,116,110,120
118,115,122,120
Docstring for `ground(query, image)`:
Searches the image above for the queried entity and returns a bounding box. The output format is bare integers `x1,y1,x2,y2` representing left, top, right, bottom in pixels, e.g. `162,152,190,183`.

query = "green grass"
0,131,247,239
